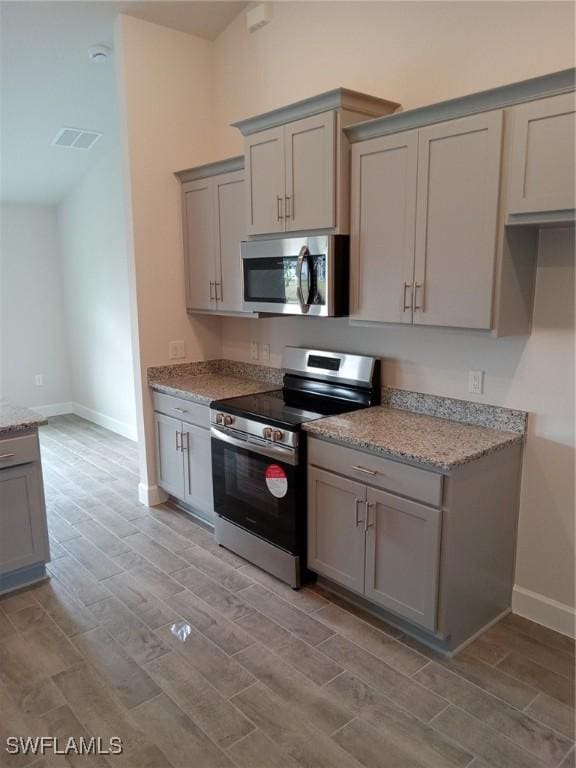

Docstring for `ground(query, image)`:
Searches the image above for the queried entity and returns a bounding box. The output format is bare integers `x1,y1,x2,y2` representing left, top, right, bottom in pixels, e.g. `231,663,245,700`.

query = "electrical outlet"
469,369,484,395
260,343,270,362
169,341,186,360
250,341,259,360
35,374,44,387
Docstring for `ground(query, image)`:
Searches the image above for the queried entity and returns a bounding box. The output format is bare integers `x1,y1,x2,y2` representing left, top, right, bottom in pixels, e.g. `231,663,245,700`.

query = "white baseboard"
72,403,138,441
32,402,74,418
512,585,575,638
138,483,168,507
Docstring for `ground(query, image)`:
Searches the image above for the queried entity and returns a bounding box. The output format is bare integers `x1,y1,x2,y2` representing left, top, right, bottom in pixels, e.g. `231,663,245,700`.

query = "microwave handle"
296,246,311,314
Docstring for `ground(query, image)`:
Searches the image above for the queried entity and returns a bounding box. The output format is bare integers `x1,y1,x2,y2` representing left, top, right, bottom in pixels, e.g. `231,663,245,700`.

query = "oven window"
224,450,282,516
212,437,301,552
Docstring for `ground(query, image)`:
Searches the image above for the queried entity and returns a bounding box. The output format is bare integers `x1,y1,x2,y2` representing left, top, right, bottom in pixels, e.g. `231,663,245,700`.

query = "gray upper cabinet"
177,158,249,316
307,467,366,595
364,487,441,631
233,89,401,237
182,178,215,311
508,92,576,217
285,113,336,232
245,114,337,236
245,127,285,235
350,111,502,330
350,130,418,324
347,71,575,336
413,111,503,330
214,171,245,312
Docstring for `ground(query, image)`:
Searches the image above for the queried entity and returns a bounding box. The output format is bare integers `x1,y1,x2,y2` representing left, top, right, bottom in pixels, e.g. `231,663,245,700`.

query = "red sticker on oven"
265,464,288,498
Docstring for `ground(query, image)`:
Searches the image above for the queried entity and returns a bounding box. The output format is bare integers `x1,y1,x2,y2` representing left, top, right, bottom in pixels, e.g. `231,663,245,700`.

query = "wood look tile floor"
1,415,574,768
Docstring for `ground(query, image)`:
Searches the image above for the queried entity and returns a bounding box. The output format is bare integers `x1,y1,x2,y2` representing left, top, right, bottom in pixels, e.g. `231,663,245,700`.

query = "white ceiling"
0,1,246,204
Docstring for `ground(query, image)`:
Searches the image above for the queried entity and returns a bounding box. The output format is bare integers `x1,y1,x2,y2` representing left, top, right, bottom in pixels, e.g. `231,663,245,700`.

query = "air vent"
51,127,102,150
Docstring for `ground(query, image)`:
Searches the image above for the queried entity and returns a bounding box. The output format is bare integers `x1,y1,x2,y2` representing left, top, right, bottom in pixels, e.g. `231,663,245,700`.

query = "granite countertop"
0,400,47,437
149,373,278,405
303,406,524,472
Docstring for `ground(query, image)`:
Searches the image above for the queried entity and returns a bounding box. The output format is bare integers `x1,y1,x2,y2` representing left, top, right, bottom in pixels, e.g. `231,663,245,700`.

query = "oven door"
211,427,303,554
241,236,332,316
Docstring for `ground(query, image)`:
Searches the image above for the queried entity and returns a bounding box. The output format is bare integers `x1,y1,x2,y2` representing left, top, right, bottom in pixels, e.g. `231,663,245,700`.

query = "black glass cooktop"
212,390,329,429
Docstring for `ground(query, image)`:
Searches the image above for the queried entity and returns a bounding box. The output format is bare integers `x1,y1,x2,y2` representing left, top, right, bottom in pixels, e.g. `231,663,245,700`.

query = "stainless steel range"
210,347,380,588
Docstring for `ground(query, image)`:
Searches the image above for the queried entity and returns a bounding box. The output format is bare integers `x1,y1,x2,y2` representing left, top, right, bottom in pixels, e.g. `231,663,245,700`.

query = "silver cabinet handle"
365,502,375,532
277,196,284,221
215,281,222,302
184,432,191,494
285,196,292,220
403,282,413,311
354,498,365,528
351,465,378,476
0,453,15,460
209,281,216,301
175,431,181,452
414,282,424,311
173,407,188,414
182,431,190,452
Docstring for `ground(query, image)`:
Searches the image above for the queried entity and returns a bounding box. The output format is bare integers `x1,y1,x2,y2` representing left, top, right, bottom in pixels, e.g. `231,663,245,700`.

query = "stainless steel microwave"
241,235,349,316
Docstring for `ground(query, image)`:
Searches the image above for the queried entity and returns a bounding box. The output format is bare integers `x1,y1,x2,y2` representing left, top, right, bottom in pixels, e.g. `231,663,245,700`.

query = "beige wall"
211,2,575,631
115,15,221,494
213,1,575,156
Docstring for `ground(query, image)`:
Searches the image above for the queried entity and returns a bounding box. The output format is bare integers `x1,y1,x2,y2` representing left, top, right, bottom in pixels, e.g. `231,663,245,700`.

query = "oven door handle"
210,427,298,466
296,245,311,314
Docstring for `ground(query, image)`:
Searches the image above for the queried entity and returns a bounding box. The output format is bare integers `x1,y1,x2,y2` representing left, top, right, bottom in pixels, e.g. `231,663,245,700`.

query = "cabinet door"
350,131,418,324
155,413,184,499
307,467,366,595
0,463,49,575
214,170,245,312
364,487,441,631
182,424,214,524
182,179,216,310
414,111,503,329
245,126,285,235
285,112,336,232
508,93,576,215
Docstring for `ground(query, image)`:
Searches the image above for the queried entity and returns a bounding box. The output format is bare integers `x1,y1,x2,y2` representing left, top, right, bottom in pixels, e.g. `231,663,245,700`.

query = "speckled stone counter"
149,373,278,405
303,406,524,472
0,400,47,437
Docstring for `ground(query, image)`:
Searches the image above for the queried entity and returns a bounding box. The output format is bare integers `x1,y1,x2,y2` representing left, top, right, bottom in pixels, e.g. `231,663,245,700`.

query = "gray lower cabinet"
308,464,440,630
364,487,441,630
307,468,366,595
0,431,49,591
154,409,214,524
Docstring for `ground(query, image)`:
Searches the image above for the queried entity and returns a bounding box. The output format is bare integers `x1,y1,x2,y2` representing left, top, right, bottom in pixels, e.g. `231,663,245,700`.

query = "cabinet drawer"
0,433,40,469
152,392,209,429
308,437,442,507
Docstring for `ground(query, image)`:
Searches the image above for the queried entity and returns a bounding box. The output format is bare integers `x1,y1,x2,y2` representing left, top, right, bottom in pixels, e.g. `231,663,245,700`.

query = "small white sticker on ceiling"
51,127,103,150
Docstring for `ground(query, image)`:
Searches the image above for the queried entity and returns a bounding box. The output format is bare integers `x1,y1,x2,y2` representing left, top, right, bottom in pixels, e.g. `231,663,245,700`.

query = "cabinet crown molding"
345,68,576,143
175,155,244,183
231,88,401,136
